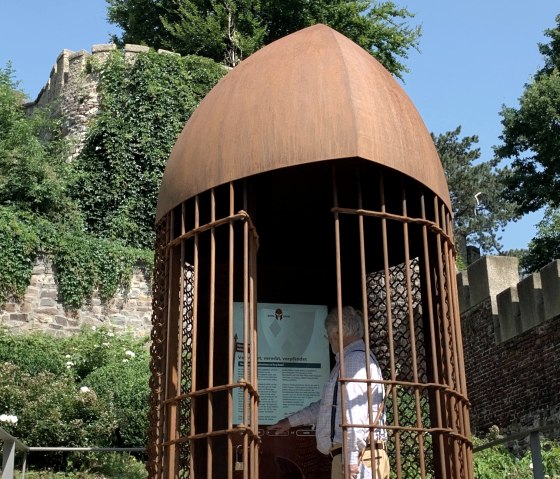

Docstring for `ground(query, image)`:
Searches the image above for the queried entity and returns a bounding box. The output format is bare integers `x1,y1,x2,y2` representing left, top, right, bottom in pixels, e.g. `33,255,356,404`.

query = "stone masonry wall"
5,43,178,336
459,256,560,436
0,256,152,337
24,43,173,161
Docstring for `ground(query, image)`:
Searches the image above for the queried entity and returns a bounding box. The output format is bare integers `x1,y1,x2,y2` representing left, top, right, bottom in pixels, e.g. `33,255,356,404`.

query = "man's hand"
268,418,291,434
348,463,359,478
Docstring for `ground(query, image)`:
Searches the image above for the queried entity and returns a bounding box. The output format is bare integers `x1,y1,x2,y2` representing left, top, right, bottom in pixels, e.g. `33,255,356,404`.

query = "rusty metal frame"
148,181,260,478
149,163,473,479
331,166,473,479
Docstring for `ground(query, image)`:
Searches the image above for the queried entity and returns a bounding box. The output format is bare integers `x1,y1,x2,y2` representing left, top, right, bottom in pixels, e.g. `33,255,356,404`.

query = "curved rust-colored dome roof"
156,24,450,220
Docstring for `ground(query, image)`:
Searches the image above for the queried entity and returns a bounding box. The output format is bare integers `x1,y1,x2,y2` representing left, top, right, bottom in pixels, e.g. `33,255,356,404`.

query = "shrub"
84,346,150,447
0,327,150,471
0,362,116,469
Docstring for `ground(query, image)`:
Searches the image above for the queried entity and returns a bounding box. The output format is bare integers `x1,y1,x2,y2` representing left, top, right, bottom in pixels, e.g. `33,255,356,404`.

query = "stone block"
36,308,60,316
92,44,117,53
540,260,560,321
518,272,545,333
55,316,68,327
40,298,56,307
467,256,520,314
21,302,34,313
124,44,149,54
457,270,470,313
3,302,18,313
9,313,29,322
497,287,521,341
40,290,58,299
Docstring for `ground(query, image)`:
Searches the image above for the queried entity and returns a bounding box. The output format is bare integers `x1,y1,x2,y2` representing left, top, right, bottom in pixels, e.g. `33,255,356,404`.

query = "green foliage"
433,126,518,259
53,231,152,309
0,64,154,310
0,328,150,472
0,362,116,467
15,453,147,479
0,205,151,309
107,0,420,77
519,206,560,273
0,66,74,219
72,50,225,250
497,14,560,215
162,0,266,66
85,354,150,446
0,329,69,376
0,207,40,304
473,436,560,479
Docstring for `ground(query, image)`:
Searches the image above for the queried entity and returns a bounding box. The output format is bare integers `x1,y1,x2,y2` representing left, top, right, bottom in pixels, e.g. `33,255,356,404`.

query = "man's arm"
268,399,321,433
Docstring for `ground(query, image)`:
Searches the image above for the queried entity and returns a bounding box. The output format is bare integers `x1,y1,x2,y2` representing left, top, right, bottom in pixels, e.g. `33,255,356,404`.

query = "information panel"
233,303,330,425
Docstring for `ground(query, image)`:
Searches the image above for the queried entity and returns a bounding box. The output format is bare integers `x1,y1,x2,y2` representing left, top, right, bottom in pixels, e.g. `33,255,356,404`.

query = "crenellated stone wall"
0,256,152,337
24,43,177,161
458,256,560,435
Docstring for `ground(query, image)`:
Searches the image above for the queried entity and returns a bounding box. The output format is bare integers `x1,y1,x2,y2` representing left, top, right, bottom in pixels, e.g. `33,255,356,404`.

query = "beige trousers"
331,448,390,479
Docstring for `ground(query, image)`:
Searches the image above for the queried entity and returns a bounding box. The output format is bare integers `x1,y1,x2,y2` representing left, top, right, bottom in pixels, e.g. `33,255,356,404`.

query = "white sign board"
233,302,330,425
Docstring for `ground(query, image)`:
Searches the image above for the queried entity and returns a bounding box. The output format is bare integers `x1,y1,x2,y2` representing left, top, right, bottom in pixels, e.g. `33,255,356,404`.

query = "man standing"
269,306,389,479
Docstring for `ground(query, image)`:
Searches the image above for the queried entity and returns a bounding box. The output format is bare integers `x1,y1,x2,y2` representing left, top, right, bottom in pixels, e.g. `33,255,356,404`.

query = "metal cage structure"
148,24,473,479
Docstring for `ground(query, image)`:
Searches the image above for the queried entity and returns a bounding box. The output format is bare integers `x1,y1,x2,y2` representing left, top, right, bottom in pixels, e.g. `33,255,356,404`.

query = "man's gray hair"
324,305,364,339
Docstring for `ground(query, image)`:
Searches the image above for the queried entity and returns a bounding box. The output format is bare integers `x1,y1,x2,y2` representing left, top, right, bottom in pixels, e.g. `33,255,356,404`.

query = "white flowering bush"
0,413,17,424
0,362,116,469
0,326,149,472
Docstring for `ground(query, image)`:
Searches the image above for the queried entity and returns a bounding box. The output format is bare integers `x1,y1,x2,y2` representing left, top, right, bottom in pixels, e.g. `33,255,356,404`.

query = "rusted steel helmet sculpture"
149,24,473,479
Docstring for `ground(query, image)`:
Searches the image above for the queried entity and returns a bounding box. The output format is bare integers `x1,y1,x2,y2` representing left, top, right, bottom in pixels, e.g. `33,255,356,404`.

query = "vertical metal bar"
164,209,177,479
530,431,545,479
158,214,171,479
331,166,349,478
357,169,376,462
440,206,470,479
445,210,473,479
250,193,259,479
189,196,200,479
242,182,249,479
177,203,186,478
207,189,216,479
21,451,27,479
228,183,235,479
379,174,402,478
1,438,15,479
433,196,459,478
420,193,446,476
401,183,426,479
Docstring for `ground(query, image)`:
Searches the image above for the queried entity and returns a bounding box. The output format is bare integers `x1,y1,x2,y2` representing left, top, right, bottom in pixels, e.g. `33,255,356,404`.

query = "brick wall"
461,280,560,435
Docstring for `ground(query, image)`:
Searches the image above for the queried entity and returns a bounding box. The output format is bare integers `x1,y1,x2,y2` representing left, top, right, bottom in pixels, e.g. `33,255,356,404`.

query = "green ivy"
73,50,226,250
53,232,152,310
1,49,224,309
0,207,40,304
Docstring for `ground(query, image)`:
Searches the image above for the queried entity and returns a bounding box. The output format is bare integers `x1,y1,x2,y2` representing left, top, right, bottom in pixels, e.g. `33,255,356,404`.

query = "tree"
106,0,421,77
520,206,560,273
161,0,266,67
432,127,519,263
0,65,73,219
496,14,560,214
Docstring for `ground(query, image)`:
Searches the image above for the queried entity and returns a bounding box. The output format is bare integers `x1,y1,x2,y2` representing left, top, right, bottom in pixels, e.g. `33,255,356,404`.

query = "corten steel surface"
156,24,450,221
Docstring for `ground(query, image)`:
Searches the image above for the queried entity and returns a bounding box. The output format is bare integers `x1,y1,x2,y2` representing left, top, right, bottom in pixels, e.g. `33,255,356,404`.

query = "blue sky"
1,1,558,251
